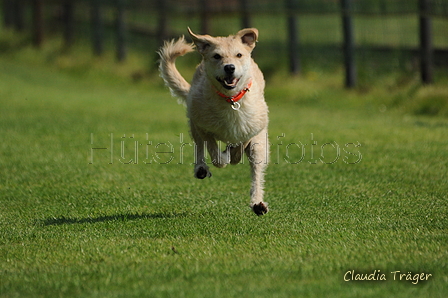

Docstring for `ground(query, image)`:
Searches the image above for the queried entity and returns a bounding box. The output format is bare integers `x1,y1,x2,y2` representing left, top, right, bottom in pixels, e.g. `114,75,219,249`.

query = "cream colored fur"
158,28,269,215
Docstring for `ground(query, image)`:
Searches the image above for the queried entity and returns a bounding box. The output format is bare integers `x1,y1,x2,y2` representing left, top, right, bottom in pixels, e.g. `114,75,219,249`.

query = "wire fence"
2,0,448,86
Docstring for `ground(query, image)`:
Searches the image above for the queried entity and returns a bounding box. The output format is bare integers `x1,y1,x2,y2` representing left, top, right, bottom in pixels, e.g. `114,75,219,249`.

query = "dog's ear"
188,27,214,55
236,28,258,51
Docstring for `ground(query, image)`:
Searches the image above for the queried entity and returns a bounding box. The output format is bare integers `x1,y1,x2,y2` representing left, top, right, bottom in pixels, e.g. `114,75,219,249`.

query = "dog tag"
231,102,241,110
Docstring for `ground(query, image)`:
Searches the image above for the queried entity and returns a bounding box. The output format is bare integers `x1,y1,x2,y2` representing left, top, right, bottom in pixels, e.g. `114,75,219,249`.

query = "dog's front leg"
191,124,230,178
245,129,269,215
191,124,212,179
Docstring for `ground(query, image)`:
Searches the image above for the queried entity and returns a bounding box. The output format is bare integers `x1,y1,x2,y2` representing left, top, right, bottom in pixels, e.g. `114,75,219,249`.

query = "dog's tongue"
224,77,237,86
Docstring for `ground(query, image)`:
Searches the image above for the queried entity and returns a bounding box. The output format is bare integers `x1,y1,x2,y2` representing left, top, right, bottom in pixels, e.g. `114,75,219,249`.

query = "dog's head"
188,28,258,92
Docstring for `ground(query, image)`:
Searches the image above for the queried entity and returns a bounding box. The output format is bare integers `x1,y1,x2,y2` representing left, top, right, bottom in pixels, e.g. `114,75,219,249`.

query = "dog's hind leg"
207,141,230,169
227,142,248,165
245,129,269,215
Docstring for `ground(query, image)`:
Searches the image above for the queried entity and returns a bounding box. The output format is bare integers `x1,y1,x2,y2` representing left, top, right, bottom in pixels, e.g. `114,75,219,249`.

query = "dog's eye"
213,54,222,60
236,53,242,58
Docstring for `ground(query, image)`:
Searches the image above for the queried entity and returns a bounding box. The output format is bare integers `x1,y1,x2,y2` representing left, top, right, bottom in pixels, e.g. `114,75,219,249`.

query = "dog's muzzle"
217,77,239,90
216,64,239,90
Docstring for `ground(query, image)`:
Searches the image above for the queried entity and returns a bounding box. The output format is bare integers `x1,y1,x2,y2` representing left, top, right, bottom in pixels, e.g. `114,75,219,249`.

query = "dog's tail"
158,36,195,105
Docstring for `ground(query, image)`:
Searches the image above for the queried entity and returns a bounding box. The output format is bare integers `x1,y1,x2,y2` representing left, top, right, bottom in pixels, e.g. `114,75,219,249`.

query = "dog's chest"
191,98,267,144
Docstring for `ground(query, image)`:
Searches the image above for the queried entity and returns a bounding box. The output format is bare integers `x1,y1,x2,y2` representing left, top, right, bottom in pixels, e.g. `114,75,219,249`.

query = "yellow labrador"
158,28,269,215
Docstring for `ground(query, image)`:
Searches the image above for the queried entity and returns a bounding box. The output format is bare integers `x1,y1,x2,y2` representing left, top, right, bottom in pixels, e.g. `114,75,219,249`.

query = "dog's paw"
251,202,269,216
212,160,228,168
211,151,230,168
194,166,212,179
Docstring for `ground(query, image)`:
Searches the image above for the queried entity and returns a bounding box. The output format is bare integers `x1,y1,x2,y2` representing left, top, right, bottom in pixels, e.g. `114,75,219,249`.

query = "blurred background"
1,0,448,89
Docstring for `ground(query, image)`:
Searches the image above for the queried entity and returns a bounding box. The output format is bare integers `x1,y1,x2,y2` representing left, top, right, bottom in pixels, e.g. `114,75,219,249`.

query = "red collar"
215,80,252,106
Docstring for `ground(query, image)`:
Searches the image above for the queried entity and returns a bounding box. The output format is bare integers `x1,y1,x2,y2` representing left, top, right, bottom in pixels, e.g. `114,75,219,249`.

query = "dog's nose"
224,64,235,74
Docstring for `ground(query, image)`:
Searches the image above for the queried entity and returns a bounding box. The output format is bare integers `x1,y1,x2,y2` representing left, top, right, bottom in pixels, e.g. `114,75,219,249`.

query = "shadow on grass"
42,212,187,226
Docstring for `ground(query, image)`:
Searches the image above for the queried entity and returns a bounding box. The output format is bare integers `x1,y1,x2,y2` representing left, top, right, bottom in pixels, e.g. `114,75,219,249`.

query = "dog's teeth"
225,78,237,86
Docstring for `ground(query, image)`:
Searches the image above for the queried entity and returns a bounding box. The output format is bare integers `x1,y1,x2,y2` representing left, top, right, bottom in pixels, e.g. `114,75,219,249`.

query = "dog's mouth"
217,77,240,90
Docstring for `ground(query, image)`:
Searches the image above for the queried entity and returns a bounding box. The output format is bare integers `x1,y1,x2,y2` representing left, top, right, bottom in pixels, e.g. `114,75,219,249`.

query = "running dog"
158,28,269,215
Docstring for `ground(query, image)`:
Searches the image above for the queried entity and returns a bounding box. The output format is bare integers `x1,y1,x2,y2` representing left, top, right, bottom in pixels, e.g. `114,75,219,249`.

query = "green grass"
1,31,448,297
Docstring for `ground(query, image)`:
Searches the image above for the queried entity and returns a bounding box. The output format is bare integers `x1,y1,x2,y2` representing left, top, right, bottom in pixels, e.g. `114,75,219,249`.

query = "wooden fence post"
199,0,210,34
286,0,300,75
12,0,25,31
116,0,127,62
240,0,251,29
63,0,75,49
341,0,356,88
32,0,44,48
91,0,103,56
419,0,433,84
3,0,14,28
157,0,168,41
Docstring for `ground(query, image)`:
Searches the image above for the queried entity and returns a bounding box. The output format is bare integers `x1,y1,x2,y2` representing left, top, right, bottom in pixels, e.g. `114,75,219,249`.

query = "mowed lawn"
0,56,447,298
